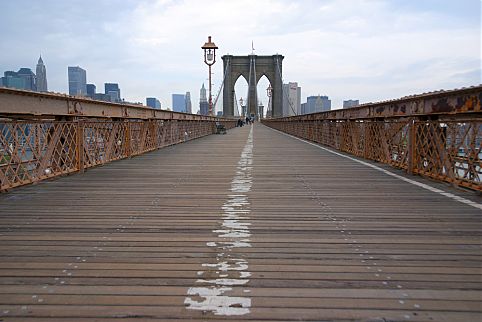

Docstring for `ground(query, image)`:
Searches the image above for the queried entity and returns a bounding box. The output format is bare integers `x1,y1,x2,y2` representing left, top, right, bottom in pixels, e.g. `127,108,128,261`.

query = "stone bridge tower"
222,54,284,118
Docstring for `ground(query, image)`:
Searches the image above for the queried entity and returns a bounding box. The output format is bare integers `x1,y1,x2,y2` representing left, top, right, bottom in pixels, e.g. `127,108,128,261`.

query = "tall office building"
172,94,186,113
343,99,359,109
185,92,192,114
68,66,87,96
86,84,96,98
146,97,161,109
1,70,30,90
84,82,112,102
35,56,47,92
303,95,331,114
94,93,111,102
1,71,22,89
282,82,301,116
17,68,36,91
319,95,332,111
199,84,209,116
105,83,121,102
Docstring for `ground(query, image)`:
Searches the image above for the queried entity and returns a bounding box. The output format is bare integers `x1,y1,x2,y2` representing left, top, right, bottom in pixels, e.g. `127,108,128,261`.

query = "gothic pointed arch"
222,55,283,118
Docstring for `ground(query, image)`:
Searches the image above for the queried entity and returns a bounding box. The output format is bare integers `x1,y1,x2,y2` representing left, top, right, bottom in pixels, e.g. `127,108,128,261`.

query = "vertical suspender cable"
275,56,298,116
212,57,230,113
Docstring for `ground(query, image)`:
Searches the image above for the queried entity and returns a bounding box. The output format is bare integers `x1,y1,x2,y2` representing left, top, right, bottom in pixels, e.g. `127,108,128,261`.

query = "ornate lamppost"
201,36,218,116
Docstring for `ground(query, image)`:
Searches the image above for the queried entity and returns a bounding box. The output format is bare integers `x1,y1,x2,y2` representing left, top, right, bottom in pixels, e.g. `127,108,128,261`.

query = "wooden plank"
0,305,480,321
0,124,480,321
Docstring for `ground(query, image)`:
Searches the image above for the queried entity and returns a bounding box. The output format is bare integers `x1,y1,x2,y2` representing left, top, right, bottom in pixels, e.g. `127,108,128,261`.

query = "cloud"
0,0,479,111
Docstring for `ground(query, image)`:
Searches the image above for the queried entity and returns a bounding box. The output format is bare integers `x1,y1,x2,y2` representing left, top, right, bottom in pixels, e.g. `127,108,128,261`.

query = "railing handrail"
269,85,482,121
0,87,236,121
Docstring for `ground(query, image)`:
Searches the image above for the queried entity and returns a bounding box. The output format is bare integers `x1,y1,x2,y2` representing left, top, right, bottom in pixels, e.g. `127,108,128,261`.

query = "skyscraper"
17,68,36,91
343,99,359,109
303,95,331,114
1,70,28,90
282,82,301,116
199,84,209,116
185,92,192,114
68,66,87,96
105,83,121,102
36,56,47,92
146,97,161,109
172,94,186,113
86,84,96,98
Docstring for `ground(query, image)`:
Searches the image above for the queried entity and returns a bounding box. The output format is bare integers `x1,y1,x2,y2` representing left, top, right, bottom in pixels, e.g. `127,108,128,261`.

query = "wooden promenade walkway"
0,124,480,321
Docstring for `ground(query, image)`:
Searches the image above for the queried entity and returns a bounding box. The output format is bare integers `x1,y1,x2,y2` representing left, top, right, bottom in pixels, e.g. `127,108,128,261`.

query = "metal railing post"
364,121,370,160
407,119,416,175
125,120,131,158
77,120,85,173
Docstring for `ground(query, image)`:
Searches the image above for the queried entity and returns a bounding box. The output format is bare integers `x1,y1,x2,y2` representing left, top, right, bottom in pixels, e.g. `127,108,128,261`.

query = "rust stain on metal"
67,101,83,115
374,106,386,116
455,96,479,112
0,118,236,191
430,98,452,113
0,87,233,122
0,124,480,321
263,117,482,191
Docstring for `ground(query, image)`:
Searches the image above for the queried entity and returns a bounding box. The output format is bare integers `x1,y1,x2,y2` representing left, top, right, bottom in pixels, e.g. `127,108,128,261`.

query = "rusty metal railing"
0,88,236,191
263,86,482,191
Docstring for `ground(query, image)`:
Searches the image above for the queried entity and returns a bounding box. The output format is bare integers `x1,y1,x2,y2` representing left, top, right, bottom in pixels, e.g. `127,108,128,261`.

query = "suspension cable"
212,57,230,112
275,56,298,116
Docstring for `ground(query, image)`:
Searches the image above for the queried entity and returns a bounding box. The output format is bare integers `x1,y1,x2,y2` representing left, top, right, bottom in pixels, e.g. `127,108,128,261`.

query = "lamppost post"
201,36,218,116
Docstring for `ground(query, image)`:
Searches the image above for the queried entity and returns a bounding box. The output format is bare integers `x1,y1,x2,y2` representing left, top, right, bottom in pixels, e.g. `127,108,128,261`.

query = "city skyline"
0,0,480,112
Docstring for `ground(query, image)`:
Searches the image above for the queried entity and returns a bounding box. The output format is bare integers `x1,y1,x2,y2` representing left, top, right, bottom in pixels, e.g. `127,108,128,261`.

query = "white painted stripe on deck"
185,125,254,316
269,126,482,211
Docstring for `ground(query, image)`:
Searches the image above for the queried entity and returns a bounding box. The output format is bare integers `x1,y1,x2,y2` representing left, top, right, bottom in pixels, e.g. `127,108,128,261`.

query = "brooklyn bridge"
0,79,480,321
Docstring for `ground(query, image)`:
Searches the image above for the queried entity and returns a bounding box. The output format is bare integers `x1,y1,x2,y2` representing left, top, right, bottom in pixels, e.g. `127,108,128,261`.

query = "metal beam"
273,85,482,121
0,88,231,121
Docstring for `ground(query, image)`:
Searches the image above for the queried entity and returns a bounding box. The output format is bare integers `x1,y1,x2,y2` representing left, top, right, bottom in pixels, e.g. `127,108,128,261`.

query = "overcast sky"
0,0,480,113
